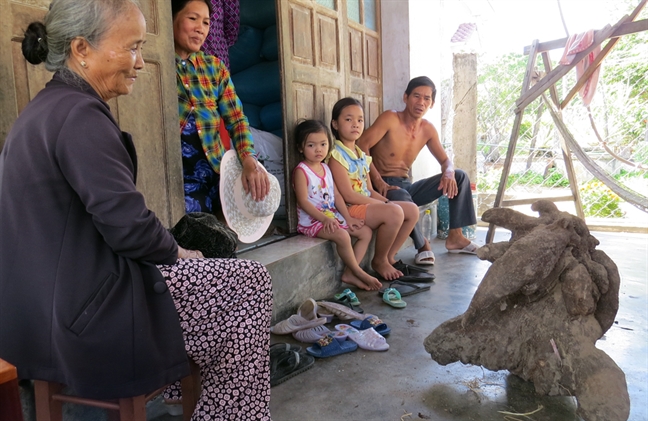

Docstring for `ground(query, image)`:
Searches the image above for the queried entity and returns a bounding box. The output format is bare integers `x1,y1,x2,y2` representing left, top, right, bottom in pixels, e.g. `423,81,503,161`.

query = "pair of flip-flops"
379,280,431,297
392,260,435,283
270,343,315,387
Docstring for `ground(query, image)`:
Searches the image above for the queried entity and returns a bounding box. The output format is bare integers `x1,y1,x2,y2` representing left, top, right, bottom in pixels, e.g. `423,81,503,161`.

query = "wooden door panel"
293,83,315,121
289,4,314,64
366,34,379,80
321,86,341,126
0,0,183,227
367,96,380,125
318,14,338,70
116,61,170,214
349,28,363,75
11,42,50,114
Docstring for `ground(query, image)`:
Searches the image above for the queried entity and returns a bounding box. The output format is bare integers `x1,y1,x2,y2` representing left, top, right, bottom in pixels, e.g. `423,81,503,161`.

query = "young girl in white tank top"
292,120,382,291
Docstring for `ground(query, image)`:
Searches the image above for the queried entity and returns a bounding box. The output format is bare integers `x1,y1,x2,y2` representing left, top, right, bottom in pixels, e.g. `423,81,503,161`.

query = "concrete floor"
17,228,647,421
266,228,648,421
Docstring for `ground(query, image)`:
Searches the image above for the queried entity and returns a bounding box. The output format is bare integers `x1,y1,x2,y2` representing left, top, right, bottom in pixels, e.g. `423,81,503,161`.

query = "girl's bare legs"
388,201,420,262
345,225,382,290
364,203,404,281
317,227,382,290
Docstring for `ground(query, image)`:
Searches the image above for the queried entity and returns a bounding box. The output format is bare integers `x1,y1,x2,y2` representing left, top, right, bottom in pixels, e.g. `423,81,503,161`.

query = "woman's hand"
346,216,364,232
178,246,204,259
321,217,341,234
242,156,270,201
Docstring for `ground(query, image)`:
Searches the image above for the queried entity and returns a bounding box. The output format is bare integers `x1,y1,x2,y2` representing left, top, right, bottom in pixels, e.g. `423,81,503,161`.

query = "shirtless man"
357,76,478,264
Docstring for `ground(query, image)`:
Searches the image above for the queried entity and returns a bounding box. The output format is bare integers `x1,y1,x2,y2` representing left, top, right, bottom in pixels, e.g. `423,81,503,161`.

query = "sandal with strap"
306,333,358,358
383,288,407,309
292,325,331,343
378,280,431,297
334,288,361,306
270,349,315,387
349,315,391,336
335,324,389,351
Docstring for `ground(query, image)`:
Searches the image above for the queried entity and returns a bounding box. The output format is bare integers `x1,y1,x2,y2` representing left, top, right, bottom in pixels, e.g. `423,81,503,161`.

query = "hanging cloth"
559,30,601,107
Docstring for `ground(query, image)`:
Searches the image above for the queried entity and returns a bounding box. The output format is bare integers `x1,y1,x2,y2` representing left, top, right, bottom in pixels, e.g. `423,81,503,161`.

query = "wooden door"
0,0,184,228
277,0,382,232
346,0,381,125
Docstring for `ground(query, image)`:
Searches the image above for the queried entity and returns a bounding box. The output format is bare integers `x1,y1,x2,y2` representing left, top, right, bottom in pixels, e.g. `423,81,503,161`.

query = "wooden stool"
34,360,200,421
0,358,24,421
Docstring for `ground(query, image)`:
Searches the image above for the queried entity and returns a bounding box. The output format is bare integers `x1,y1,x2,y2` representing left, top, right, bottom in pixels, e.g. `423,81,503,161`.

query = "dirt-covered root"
569,346,630,421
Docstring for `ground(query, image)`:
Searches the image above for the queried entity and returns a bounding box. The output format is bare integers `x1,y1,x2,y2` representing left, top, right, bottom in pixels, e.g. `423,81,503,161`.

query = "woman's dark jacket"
0,72,189,399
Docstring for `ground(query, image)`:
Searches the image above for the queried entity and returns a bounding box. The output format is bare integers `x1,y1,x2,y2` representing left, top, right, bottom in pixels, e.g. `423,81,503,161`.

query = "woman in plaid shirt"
172,0,270,215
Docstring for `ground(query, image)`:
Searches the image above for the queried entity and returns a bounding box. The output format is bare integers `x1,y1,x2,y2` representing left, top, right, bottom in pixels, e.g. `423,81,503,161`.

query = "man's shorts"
347,204,369,220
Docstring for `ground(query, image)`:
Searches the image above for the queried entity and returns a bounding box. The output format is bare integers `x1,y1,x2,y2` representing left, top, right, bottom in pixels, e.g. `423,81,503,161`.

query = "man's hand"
374,178,400,197
346,216,365,232
241,156,270,201
438,169,458,198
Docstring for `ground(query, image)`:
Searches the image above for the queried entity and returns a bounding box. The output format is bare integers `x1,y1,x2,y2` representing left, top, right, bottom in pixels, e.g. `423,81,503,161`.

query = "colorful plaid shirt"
176,51,254,173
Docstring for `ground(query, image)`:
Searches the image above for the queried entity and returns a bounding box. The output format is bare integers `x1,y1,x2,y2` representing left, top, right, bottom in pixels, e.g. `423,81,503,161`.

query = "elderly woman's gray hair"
22,0,141,71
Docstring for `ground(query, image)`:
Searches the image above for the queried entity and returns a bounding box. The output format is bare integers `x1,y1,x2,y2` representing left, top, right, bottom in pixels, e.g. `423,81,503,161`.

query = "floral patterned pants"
158,258,272,420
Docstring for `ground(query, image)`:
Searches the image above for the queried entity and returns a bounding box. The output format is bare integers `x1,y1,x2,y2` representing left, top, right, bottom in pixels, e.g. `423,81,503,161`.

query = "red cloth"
219,119,231,150
559,30,601,107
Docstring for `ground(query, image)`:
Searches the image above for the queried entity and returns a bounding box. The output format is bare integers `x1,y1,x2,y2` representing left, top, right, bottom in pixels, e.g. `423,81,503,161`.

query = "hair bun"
22,22,48,65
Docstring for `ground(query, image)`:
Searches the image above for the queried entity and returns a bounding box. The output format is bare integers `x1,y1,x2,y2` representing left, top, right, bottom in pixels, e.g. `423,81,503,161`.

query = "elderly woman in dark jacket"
0,0,272,419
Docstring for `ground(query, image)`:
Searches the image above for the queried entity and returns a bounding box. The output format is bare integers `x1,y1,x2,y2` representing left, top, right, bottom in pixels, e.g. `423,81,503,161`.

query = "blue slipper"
306,333,358,358
349,315,391,336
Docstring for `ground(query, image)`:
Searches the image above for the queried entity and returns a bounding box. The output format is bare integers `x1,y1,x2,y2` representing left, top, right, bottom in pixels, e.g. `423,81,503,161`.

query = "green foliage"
632,143,648,166
542,168,570,188
477,169,502,192
507,171,544,187
505,169,570,188
613,168,648,180
579,181,625,218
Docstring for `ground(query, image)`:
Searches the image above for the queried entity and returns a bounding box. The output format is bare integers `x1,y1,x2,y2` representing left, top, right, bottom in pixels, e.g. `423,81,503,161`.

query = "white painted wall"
381,0,445,182
409,0,443,182
380,0,410,111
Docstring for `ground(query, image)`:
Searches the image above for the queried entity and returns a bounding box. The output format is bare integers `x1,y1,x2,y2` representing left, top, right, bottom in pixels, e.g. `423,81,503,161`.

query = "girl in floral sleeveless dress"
292,120,381,290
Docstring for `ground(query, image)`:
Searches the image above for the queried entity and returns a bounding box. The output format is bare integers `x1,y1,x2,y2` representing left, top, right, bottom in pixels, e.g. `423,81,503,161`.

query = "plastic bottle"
421,209,433,242
462,183,478,240
436,196,450,239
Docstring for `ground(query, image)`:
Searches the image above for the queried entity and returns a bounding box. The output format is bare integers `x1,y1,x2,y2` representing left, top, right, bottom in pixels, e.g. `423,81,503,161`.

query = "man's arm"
425,125,458,198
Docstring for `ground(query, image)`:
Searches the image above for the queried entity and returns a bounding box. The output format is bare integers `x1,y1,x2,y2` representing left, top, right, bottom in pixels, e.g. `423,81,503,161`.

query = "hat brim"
220,150,275,243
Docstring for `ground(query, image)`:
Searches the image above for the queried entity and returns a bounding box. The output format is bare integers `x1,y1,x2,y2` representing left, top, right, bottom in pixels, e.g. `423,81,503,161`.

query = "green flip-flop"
382,288,406,308
334,288,361,306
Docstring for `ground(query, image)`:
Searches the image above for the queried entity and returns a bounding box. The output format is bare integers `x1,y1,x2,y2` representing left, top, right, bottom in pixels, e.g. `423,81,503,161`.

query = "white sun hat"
220,149,281,243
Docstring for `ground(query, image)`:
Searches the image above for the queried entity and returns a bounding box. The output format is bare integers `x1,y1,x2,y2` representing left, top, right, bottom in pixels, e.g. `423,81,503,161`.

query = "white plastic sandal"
292,325,331,343
335,324,389,351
